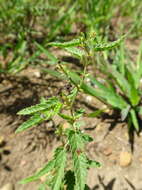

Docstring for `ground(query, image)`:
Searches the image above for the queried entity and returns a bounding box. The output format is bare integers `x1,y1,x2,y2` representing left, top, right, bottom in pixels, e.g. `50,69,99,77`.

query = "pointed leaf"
68,130,85,153
87,159,101,168
94,34,126,51
65,69,127,109
15,114,43,133
64,47,85,58
18,97,59,115
130,109,139,131
48,38,82,48
73,153,88,190
87,109,104,118
20,160,55,184
121,105,131,121
35,42,58,63
42,68,67,80
52,147,67,190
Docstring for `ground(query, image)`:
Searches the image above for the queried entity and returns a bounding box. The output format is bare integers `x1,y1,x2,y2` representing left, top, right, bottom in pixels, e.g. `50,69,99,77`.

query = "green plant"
16,92,102,189
16,34,107,188
16,29,129,189
86,42,142,132
49,35,142,132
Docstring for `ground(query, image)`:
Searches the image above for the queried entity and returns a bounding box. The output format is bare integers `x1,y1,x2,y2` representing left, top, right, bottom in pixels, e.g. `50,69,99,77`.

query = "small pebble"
119,151,132,167
34,71,41,78
102,147,112,156
0,183,14,190
85,95,92,103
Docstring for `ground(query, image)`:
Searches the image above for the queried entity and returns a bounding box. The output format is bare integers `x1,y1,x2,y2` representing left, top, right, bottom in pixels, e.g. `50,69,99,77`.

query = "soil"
0,45,142,190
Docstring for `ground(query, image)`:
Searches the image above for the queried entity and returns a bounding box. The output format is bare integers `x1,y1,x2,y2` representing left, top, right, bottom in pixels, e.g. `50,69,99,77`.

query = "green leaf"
94,34,126,51
86,109,105,118
42,68,67,80
20,160,55,184
89,76,128,109
35,42,58,63
87,159,101,168
67,87,78,102
74,108,85,119
17,104,51,115
73,121,85,129
48,38,82,48
68,130,85,153
65,69,127,109
41,102,62,120
51,147,67,190
38,184,47,190
59,113,74,122
81,133,93,143
64,47,85,58
137,106,142,115
130,109,139,131
15,114,43,133
68,130,93,189
121,105,131,121
17,97,59,115
125,67,140,106
73,153,88,190
108,66,131,97
136,42,142,87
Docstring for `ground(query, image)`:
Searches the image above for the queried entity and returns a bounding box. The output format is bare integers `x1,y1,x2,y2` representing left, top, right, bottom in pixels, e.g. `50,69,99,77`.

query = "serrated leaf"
64,47,85,58
73,121,85,129
94,35,125,51
87,159,101,168
39,102,62,120
51,147,67,190
15,114,43,133
67,87,78,102
68,130,85,153
48,38,82,48
81,133,93,142
17,97,59,115
17,104,51,115
20,160,55,184
73,153,88,190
